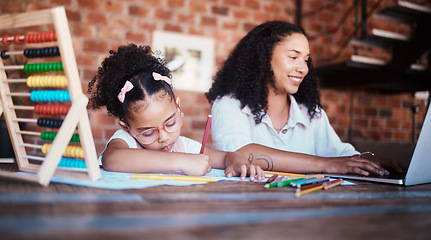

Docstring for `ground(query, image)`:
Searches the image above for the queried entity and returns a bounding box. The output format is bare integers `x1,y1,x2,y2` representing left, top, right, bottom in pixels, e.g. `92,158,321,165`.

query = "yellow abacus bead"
41,76,49,87
60,76,68,87
41,143,51,154
26,76,35,87
38,76,45,87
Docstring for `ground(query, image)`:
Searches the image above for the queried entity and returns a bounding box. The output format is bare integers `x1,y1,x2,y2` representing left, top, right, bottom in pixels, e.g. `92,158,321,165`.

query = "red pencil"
200,115,212,154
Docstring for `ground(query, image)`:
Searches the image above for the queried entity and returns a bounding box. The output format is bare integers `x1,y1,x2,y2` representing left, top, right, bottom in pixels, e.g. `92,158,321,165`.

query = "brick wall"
0,0,428,156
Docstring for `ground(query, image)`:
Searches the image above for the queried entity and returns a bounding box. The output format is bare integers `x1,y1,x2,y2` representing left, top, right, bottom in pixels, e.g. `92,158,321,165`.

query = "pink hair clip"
152,72,172,86
117,80,134,103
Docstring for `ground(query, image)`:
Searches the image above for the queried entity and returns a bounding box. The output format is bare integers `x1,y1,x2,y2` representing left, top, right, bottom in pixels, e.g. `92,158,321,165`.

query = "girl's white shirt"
211,95,359,157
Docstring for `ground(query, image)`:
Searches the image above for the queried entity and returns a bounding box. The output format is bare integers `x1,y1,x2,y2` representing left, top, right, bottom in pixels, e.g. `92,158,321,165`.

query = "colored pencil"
277,177,305,187
131,174,216,182
295,184,324,197
200,115,212,154
266,174,278,183
290,177,317,187
263,171,325,179
323,178,344,190
299,182,326,191
295,177,331,188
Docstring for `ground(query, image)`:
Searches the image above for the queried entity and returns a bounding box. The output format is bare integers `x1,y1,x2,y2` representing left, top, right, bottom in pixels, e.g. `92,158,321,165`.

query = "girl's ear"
118,120,129,132
176,97,181,107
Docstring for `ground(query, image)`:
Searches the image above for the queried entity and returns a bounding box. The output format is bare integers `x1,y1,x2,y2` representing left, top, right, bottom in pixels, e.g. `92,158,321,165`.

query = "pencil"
290,177,317,187
131,174,216,182
323,178,344,190
277,177,305,187
295,184,324,197
295,177,331,188
266,174,278,183
264,177,303,189
263,171,325,179
200,114,212,154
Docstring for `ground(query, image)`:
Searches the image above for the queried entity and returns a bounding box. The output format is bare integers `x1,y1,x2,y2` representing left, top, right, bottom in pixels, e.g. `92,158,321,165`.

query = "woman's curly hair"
206,21,321,124
88,44,174,122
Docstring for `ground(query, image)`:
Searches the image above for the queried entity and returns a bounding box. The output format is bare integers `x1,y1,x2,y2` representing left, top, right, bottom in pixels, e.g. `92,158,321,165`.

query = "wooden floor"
1,163,431,240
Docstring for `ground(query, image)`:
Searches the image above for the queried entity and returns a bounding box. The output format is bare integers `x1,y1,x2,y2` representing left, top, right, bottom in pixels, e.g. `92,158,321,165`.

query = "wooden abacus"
0,7,101,186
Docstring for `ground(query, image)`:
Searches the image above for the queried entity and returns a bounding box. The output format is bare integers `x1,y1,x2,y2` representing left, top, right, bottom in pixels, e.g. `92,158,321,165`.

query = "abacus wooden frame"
0,7,101,186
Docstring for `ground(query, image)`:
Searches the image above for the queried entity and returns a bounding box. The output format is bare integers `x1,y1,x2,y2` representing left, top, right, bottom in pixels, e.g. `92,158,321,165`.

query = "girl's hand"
324,155,390,176
180,154,212,176
225,163,265,182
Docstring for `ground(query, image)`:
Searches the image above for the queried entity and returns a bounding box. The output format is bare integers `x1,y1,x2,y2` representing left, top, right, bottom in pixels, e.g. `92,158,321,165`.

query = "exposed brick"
76,53,97,67
264,2,281,13
49,0,72,6
189,0,207,13
83,40,109,53
111,16,135,29
65,9,82,22
177,13,196,24
98,27,124,41
129,5,150,17
222,20,240,30
77,0,100,10
223,0,241,7
212,5,228,15
167,0,185,8
201,16,217,27
154,9,173,21
85,12,108,26
103,0,126,14
70,23,96,38
378,108,393,118
125,31,147,43
0,1,26,13
163,23,183,33
141,0,163,7
244,0,260,9
233,9,251,20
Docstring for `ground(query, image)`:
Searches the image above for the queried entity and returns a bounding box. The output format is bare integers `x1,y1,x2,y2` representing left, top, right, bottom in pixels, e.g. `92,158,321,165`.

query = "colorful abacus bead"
23,47,60,58
34,104,71,115
24,31,57,43
30,90,71,102
1,35,12,45
58,158,86,169
1,50,8,60
14,34,24,45
40,131,80,143
23,62,63,73
27,75,68,88
42,144,84,158
37,118,63,128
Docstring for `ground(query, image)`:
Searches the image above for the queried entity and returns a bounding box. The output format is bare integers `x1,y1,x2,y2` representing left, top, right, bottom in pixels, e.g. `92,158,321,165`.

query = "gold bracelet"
359,151,375,158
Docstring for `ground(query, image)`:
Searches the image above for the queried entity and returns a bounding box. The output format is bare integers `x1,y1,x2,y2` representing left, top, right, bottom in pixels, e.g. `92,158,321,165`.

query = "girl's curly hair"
87,44,174,122
206,21,321,124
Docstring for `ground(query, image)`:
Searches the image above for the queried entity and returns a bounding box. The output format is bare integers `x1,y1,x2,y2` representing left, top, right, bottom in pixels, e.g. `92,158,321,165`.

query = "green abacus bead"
71,134,80,143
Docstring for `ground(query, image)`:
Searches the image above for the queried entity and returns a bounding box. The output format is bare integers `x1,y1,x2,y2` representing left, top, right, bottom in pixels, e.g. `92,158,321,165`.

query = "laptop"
326,103,431,186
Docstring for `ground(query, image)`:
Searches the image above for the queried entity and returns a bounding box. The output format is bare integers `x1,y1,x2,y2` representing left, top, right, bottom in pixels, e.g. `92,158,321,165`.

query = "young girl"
88,44,264,181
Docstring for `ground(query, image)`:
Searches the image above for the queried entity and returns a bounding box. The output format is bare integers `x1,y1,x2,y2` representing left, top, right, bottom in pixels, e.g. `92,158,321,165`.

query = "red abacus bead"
36,33,42,43
51,32,57,41
14,34,24,44
2,35,12,45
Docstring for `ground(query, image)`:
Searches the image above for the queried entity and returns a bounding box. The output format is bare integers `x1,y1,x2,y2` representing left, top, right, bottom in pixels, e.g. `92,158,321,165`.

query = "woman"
206,21,405,176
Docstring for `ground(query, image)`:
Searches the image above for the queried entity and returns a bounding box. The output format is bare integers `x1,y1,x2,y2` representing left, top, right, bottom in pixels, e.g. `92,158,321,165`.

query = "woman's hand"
323,155,390,176
358,152,408,174
224,152,265,181
225,163,265,182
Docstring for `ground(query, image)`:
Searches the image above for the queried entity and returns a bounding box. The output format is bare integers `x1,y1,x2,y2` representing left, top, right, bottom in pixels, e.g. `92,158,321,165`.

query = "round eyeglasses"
128,112,184,145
